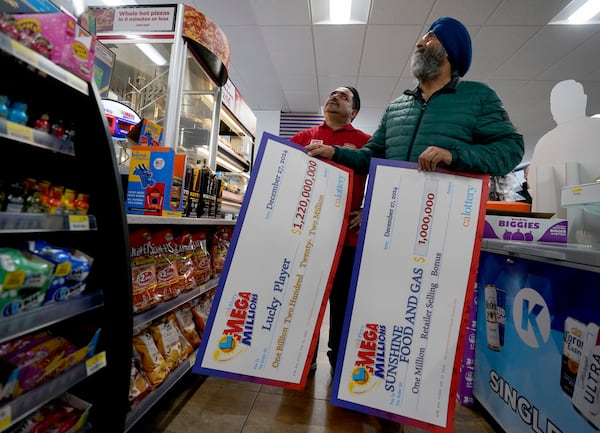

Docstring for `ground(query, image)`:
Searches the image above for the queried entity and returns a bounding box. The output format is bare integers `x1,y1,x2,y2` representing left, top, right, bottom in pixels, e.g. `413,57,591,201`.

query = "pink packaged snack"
14,13,96,81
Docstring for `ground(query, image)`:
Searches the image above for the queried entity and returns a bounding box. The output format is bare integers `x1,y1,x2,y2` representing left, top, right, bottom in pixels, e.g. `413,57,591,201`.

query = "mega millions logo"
213,291,258,362
348,323,386,394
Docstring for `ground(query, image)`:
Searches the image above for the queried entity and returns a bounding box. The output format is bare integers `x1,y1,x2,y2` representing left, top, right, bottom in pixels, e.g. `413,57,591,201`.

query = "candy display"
0,329,100,400
4,393,91,433
23,240,92,303
12,13,96,81
7,101,27,124
0,177,91,215
0,247,53,316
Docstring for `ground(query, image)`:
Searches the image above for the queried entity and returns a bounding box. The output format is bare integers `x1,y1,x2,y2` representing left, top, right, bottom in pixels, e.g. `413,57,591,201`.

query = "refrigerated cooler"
474,239,600,433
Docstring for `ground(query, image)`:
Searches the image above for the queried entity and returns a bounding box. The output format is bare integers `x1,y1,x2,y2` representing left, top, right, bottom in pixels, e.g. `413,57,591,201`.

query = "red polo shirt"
290,122,371,247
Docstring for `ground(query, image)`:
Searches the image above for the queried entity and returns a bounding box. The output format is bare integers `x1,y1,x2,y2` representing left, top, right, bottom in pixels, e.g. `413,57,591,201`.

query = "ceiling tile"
429,0,503,24
361,25,422,76
487,0,571,25
251,0,311,25
369,0,436,25
261,26,315,76
313,25,367,76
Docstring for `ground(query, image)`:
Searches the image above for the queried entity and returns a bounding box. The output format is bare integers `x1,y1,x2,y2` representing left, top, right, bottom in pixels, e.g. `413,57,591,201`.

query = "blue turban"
428,17,472,77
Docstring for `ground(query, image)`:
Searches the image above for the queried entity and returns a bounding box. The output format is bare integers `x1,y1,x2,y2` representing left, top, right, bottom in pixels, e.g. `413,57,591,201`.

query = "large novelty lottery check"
331,159,488,433
193,132,351,389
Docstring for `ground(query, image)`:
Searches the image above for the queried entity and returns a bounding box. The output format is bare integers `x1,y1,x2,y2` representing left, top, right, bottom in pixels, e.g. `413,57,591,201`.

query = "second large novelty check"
332,160,487,433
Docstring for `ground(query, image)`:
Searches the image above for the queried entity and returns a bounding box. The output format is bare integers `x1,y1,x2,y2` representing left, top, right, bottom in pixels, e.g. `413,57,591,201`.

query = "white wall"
253,110,281,160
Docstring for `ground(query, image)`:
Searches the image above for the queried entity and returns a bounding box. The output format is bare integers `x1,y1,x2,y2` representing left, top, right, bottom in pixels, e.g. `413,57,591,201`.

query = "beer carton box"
126,146,186,217
483,215,568,243
572,322,600,430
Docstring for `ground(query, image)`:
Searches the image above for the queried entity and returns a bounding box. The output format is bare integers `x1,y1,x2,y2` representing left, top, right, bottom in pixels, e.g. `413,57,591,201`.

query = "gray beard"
411,45,447,81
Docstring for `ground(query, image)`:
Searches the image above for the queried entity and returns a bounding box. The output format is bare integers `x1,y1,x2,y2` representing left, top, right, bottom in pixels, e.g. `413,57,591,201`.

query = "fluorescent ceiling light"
330,0,351,24
70,0,85,17
311,0,371,25
569,0,600,23
136,43,168,66
549,0,600,24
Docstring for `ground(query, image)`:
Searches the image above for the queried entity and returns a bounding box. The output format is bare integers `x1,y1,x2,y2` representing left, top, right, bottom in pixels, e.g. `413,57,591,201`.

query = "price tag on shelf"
86,351,107,376
10,39,38,68
0,404,11,430
188,353,196,366
65,74,88,94
6,121,33,143
68,215,90,230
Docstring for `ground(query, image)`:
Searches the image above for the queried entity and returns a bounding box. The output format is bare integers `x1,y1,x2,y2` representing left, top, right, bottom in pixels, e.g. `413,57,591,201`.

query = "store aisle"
129,309,502,433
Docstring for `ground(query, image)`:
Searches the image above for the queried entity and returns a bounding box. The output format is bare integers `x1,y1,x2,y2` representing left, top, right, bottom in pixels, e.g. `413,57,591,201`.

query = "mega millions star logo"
213,291,258,361
348,323,385,394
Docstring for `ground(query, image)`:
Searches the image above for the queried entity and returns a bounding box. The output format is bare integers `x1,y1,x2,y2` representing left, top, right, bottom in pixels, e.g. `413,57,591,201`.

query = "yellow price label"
0,405,12,429
68,215,90,230
86,351,107,376
6,121,33,143
10,39,38,67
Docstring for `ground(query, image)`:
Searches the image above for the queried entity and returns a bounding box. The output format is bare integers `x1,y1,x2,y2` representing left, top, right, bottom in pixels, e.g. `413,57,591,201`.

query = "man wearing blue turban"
307,16,524,178
306,19,524,431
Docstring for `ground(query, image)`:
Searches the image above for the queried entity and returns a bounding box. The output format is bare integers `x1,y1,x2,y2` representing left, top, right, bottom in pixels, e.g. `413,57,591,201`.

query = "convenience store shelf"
124,353,198,432
0,213,97,233
133,278,219,333
0,33,88,96
127,215,236,226
0,117,75,155
0,291,104,343
0,352,107,431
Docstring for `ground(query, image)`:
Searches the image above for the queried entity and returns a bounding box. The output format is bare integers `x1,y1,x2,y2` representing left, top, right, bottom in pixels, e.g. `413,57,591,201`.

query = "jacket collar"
404,76,461,99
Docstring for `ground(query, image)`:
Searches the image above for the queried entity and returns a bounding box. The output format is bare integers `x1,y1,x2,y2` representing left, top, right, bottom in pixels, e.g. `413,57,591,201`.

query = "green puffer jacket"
333,79,524,176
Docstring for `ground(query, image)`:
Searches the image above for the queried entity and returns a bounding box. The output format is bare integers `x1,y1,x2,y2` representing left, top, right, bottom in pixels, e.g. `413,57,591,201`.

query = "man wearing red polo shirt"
290,86,371,375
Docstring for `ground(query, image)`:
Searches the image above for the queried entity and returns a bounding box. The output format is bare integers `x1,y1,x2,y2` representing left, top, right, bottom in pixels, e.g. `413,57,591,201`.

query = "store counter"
473,239,600,433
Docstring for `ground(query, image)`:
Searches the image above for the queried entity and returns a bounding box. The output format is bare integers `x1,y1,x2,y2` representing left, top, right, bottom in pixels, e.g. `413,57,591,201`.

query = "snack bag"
210,226,233,277
132,331,168,388
129,228,160,313
128,359,151,408
174,305,201,348
175,230,197,292
0,248,53,316
149,316,182,371
190,230,212,284
150,228,183,301
167,312,193,359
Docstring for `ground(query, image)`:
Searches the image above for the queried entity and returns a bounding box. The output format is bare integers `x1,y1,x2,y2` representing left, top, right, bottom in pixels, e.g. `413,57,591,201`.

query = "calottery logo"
348,323,385,394
213,292,258,361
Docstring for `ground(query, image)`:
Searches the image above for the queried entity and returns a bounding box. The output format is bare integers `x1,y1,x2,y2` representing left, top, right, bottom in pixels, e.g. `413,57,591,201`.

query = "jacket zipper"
406,101,427,161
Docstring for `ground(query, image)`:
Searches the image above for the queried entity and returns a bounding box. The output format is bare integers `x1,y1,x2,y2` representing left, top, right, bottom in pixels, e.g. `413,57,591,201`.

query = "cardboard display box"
483,215,568,243
126,146,186,217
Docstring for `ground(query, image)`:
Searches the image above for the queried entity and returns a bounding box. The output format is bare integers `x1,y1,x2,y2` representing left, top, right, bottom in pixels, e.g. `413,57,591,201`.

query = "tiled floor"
129,312,502,433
